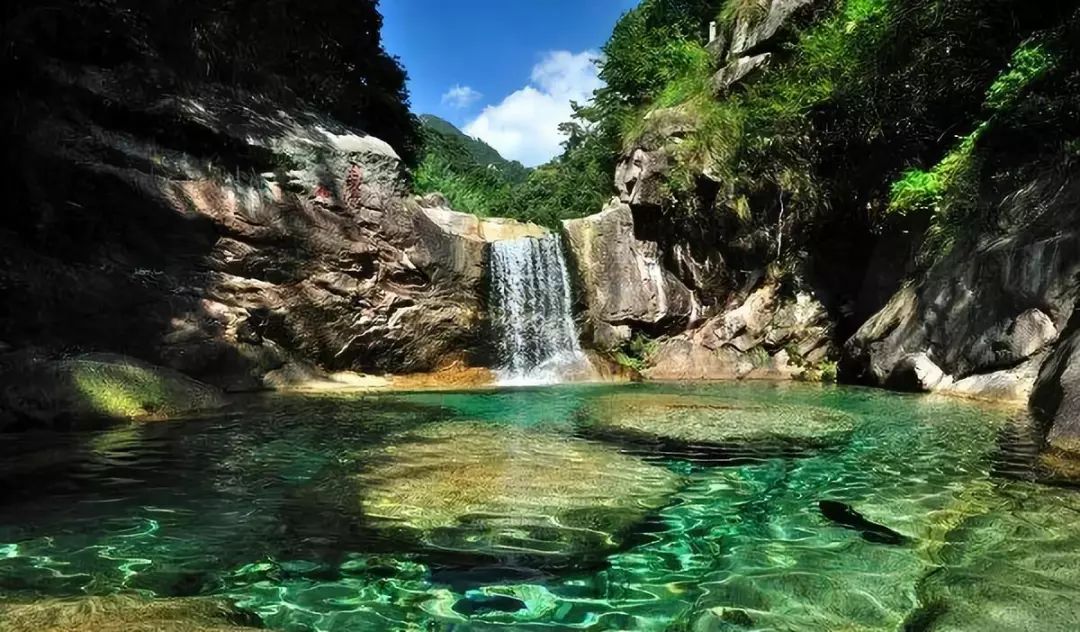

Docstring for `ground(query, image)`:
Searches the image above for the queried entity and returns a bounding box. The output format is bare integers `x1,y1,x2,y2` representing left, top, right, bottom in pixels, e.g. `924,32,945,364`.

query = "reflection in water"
1,383,1079,630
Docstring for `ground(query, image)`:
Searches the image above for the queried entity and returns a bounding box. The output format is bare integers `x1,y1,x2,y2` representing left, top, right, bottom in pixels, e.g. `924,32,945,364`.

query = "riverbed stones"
0,595,264,632
351,422,679,566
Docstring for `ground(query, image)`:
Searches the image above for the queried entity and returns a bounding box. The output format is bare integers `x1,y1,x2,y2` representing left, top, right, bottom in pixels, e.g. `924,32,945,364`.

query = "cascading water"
488,233,588,385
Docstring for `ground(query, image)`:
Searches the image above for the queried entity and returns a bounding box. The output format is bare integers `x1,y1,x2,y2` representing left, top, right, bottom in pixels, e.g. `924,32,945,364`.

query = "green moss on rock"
0,353,224,429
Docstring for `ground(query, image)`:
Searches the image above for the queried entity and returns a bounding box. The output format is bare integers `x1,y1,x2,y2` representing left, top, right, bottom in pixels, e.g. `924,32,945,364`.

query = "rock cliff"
0,62,528,392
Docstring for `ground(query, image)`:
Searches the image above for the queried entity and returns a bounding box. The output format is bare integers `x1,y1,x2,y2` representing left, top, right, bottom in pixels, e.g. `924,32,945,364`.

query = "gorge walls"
0,62,508,393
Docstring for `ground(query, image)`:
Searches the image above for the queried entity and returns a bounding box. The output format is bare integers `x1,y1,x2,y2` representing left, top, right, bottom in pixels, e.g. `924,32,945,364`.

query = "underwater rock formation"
349,421,680,567
0,595,264,632
580,391,854,448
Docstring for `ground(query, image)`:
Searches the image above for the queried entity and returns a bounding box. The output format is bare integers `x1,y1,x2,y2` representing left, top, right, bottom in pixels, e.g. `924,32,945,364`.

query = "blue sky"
381,0,640,166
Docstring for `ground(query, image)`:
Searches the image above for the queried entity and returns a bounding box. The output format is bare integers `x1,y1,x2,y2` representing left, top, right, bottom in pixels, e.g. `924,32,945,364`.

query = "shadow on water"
576,423,843,468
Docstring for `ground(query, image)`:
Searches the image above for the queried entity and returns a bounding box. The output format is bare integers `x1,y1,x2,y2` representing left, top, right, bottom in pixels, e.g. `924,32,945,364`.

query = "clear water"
488,235,588,385
2,382,1079,631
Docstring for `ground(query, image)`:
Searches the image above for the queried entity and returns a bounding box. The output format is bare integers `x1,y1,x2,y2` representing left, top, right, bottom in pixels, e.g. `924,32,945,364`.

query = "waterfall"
489,233,588,385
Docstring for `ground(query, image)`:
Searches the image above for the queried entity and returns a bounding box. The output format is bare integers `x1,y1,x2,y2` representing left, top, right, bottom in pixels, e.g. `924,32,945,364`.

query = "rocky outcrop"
727,0,819,58
712,0,822,91
1,62,507,391
562,200,699,348
1031,312,1080,465
646,282,835,381
613,108,697,209
844,174,1080,402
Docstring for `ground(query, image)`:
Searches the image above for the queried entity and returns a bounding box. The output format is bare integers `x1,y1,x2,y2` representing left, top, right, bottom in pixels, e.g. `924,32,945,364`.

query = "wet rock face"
348,422,679,569
562,200,699,348
844,174,1080,402
1,63,493,388
1031,314,1080,465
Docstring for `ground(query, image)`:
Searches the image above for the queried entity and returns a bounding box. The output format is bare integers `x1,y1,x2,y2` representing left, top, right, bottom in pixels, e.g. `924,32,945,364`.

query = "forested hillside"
413,115,528,216
532,0,1080,246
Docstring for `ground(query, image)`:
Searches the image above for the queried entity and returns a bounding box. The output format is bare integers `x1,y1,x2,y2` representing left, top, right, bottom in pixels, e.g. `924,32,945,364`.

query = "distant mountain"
418,115,529,184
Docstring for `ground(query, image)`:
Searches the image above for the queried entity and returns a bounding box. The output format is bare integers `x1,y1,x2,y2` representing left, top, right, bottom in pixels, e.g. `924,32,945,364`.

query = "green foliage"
887,33,1061,259
747,346,770,369
413,112,614,226
985,41,1056,113
797,360,838,383
419,115,528,184
889,169,940,215
719,0,768,28
413,116,522,217
613,333,659,372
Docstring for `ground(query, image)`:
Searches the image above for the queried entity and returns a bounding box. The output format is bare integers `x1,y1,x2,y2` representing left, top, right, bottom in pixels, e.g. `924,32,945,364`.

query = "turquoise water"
1,382,1079,630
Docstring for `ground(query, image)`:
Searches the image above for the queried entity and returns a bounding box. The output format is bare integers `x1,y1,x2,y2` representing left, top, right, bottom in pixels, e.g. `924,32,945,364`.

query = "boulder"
562,200,699,347
968,308,1057,372
615,148,671,208
417,202,547,242
0,352,225,430
614,107,696,208
645,283,834,381
648,338,745,380
348,422,679,568
713,53,772,93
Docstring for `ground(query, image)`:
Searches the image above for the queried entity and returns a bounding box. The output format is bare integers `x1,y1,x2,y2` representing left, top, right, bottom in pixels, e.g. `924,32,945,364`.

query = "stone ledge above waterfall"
417,194,548,242
562,199,701,349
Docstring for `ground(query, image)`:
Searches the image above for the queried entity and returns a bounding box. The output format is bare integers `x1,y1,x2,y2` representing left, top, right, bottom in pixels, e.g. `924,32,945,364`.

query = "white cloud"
441,84,482,109
464,50,603,167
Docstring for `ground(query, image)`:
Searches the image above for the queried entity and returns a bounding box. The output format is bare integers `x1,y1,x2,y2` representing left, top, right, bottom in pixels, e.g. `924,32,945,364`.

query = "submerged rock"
581,392,855,448
0,595,264,632
913,481,1080,632
0,352,224,430
350,422,679,567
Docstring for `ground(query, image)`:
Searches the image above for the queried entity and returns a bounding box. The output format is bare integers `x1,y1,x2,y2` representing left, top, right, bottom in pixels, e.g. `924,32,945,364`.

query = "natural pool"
1,382,1079,631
